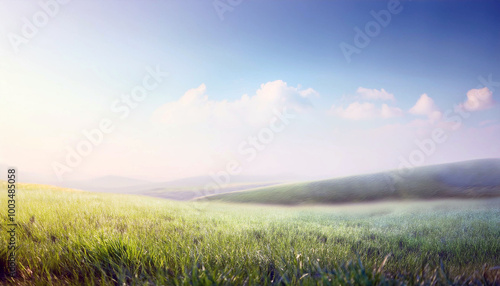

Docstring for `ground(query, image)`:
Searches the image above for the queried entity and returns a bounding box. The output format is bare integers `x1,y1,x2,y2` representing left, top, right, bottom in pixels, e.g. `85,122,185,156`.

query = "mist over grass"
1,182,499,285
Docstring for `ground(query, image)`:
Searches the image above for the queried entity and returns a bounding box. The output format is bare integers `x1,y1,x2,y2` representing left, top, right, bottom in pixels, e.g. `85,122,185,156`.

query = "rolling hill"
204,158,500,205
59,174,299,200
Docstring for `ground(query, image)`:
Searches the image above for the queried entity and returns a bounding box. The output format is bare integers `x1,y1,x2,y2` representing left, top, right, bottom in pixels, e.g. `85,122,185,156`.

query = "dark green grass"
205,159,500,205
0,182,499,285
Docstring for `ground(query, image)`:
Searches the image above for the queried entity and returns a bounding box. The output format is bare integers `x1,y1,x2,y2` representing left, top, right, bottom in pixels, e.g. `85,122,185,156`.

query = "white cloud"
356,87,395,101
409,93,442,121
331,87,402,120
460,87,494,111
299,87,319,98
151,80,314,129
331,101,402,120
381,104,404,118
143,80,320,181
331,102,376,120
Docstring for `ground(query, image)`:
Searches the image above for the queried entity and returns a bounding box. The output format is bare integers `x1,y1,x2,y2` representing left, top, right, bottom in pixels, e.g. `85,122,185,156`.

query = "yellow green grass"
1,182,499,285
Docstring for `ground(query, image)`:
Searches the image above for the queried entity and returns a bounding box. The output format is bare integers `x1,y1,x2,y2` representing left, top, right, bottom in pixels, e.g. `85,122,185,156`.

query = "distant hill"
68,175,151,189
204,159,500,205
59,174,299,200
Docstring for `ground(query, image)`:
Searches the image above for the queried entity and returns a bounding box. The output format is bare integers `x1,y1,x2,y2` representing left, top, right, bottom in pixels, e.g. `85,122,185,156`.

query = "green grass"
205,159,500,205
1,182,499,285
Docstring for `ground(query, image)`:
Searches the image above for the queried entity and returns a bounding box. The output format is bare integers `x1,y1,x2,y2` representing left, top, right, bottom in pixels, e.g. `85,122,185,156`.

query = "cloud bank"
331,88,402,120
357,87,395,101
151,80,314,129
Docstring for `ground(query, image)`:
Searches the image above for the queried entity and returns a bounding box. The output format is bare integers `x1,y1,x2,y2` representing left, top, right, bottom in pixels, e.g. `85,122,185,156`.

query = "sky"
0,0,499,184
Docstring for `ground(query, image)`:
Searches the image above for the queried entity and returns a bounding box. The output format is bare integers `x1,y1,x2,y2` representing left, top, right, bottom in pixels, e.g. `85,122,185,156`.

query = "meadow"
1,181,499,285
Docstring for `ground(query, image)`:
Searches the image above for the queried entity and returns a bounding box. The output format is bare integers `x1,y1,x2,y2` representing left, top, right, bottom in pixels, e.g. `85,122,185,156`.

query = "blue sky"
0,0,499,183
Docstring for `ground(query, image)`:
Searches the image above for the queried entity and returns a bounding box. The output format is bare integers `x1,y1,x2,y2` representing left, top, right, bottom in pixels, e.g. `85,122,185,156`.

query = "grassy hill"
1,181,499,285
205,159,500,205
59,174,295,200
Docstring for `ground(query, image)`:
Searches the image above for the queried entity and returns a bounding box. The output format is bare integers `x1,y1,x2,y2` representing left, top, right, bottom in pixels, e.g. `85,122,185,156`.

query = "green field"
1,182,500,285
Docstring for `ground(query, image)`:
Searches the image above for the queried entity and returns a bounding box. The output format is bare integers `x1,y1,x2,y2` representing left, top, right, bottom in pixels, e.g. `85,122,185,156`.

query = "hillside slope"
58,174,298,200
205,159,500,205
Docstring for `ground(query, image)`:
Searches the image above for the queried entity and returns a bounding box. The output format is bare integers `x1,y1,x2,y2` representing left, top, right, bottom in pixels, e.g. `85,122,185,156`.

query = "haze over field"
1,1,500,186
